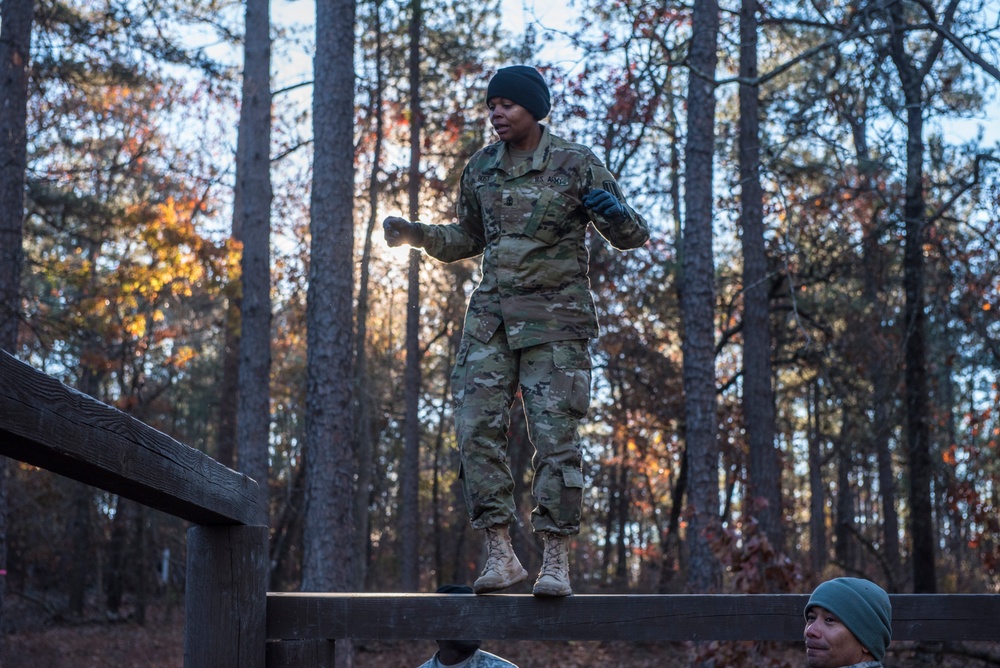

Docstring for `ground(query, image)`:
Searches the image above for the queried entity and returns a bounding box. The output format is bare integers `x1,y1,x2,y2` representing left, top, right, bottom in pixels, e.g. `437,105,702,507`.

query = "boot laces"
483,529,507,572
539,535,565,577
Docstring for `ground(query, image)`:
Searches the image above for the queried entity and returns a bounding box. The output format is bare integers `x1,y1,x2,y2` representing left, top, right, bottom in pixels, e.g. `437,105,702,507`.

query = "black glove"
382,216,424,247
583,189,627,224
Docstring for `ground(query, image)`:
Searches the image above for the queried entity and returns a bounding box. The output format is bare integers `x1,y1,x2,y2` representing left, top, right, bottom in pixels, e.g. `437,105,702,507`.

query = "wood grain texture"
186,525,269,668
0,351,265,525
265,593,1000,643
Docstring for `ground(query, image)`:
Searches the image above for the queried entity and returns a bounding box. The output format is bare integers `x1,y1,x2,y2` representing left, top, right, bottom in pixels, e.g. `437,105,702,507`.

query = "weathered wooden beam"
0,350,265,525
265,593,1000,643
186,525,269,668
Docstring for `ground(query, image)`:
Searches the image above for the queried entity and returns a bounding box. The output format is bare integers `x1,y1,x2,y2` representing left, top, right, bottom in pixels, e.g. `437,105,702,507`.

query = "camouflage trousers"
451,327,592,535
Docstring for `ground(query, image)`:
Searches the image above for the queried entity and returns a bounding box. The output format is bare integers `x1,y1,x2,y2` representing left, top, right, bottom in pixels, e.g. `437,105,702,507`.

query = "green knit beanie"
805,577,892,660
486,66,551,120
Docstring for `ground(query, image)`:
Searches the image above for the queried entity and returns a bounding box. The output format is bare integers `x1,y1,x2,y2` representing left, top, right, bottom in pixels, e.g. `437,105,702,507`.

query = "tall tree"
737,0,782,556
216,296,241,469
681,0,723,593
236,0,274,523
0,0,31,353
842,85,902,586
399,0,424,593
0,0,34,636
353,0,387,589
806,380,827,575
884,0,961,594
302,0,357,601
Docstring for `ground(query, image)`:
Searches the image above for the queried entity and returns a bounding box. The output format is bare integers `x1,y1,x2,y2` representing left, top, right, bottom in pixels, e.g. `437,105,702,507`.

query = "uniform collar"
489,124,552,177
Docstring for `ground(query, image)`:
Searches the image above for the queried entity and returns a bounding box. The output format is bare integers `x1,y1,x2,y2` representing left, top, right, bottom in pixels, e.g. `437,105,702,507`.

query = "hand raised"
383,216,417,247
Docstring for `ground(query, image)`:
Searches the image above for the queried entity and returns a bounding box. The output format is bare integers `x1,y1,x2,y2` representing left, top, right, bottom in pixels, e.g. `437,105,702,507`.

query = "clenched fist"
383,216,424,247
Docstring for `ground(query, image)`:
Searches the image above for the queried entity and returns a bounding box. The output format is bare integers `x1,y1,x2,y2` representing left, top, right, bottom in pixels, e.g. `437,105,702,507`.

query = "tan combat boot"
473,525,528,594
533,532,572,597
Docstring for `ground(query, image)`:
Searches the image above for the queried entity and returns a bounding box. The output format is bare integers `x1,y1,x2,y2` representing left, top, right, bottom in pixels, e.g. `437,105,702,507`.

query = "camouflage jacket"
416,126,649,350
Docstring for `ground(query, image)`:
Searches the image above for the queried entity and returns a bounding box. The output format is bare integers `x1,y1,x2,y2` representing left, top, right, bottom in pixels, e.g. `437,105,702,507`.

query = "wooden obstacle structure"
2,350,998,667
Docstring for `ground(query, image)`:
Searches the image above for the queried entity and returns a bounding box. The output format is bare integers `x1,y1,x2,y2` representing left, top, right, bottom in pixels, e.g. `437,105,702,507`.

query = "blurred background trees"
2,0,1000,645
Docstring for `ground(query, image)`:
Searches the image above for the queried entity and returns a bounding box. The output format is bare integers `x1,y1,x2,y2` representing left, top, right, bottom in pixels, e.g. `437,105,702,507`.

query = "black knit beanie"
436,584,474,595
486,66,551,120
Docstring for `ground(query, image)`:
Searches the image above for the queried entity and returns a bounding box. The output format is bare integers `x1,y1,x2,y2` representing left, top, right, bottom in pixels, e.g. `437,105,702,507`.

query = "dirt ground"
9,625,1000,668
2,626,774,668
3,620,184,668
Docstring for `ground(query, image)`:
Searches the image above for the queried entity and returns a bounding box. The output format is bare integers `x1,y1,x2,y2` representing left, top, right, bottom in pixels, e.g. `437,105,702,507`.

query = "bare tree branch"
927,153,1000,227
925,18,1000,82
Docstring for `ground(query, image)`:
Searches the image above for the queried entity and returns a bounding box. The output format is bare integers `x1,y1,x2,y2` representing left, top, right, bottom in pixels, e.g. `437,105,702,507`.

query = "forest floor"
3,594,999,668
1,622,783,668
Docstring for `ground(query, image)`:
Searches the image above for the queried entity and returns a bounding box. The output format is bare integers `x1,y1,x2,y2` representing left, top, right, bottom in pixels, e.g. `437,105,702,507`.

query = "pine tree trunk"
431,391,445,587
353,0,387,591
0,0,34,636
901,95,936,592
681,0,722,594
658,447,687,591
303,0,357,603
0,0,31,353
400,0,424,593
659,98,686,593
885,0,959,593
849,110,902,587
236,0,273,523
738,0,783,560
105,497,134,615
615,449,630,585
807,382,827,575
68,480,91,616
219,90,245,472
216,316,240,469
834,426,855,569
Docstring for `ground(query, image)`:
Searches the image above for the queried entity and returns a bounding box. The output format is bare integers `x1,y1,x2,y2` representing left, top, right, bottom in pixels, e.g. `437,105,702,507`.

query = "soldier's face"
804,606,872,668
488,97,538,150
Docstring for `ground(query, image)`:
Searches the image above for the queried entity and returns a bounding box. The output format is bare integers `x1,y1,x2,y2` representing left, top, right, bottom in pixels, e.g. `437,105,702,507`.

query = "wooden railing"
1,351,267,667
3,350,999,668
263,591,1000,665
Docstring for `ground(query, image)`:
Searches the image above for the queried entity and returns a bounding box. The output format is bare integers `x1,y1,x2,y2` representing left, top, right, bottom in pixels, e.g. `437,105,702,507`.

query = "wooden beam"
265,593,1000,643
0,351,265,525
186,525,269,668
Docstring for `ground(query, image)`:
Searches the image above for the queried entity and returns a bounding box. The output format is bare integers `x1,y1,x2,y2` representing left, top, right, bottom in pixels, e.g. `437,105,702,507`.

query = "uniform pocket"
546,341,592,418
524,189,573,245
559,465,585,523
561,465,585,489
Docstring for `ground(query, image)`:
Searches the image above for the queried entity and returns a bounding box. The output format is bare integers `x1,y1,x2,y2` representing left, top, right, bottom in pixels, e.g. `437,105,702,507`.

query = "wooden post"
185,524,269,668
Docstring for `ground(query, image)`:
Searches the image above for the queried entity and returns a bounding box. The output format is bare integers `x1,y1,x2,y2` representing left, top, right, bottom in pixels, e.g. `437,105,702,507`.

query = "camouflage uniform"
416,125,649,535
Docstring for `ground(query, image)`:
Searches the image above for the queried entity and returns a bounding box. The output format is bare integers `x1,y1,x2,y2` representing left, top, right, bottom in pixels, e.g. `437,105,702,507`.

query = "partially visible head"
485,66,551,120
436,583,475,595
804,577,892,667
435,584,481,664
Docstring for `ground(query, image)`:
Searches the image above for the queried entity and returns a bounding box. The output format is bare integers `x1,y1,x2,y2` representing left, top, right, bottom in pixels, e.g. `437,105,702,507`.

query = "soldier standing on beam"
384,65,650,597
